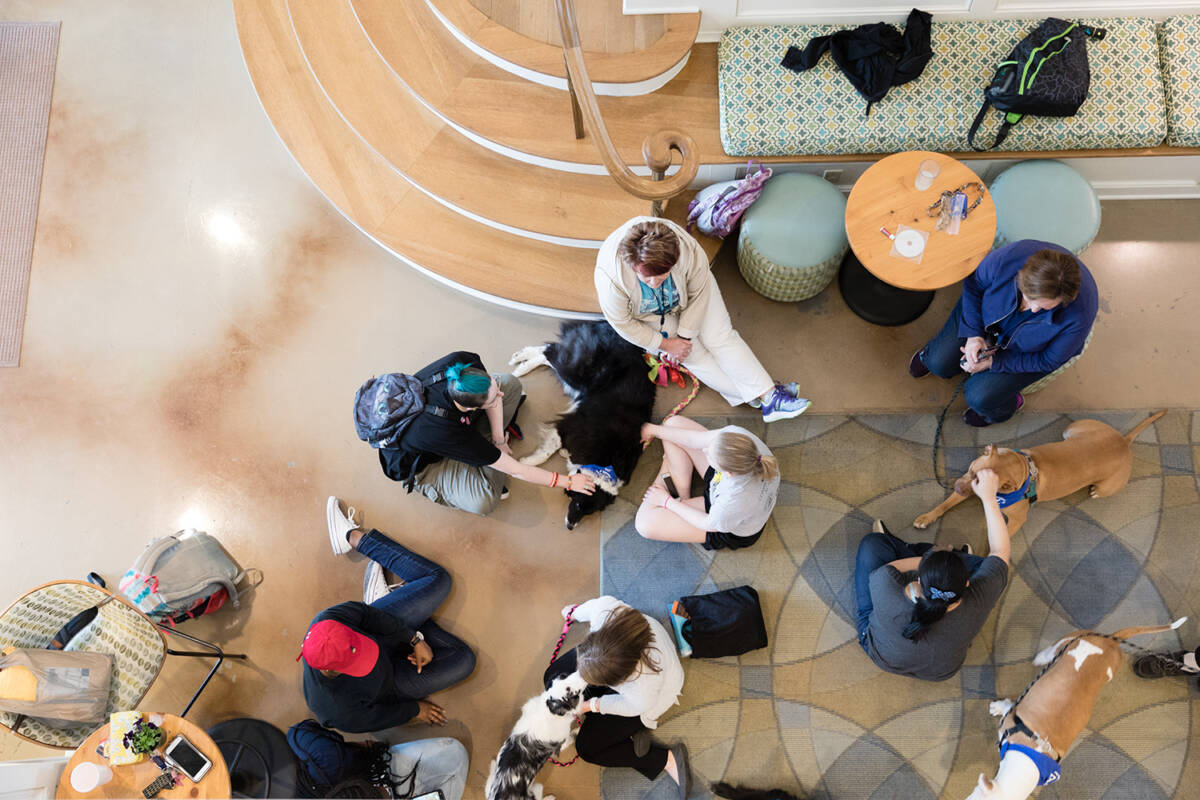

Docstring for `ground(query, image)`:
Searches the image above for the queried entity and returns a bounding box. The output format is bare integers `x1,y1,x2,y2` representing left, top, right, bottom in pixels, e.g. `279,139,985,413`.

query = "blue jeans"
920,298,1047,424
358,530,477,699
389,738,469,800
853,526,985,646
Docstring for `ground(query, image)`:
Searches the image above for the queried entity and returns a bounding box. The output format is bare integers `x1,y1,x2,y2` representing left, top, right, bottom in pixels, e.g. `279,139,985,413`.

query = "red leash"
548,604,580,767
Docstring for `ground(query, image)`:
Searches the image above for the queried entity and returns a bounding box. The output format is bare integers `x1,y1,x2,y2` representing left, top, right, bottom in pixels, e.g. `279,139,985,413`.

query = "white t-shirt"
573,596,684,728
706,426,779,537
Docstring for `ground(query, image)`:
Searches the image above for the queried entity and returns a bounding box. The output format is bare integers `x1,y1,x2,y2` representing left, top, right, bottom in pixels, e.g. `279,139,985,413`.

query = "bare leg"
635,496,708,543
660,416,711,500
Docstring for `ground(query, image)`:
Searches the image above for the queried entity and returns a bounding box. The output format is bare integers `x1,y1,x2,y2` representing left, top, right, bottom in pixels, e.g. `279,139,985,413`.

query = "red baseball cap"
298,620,379,677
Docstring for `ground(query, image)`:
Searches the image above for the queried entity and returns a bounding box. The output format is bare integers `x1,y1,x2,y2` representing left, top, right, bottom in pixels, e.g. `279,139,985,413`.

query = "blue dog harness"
999,741,1062,786
577,464,620,493
995,450,1039,509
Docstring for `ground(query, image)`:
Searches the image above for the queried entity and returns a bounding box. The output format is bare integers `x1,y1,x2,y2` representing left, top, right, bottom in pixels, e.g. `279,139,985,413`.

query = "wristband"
662,497,670,509
589,698,599,713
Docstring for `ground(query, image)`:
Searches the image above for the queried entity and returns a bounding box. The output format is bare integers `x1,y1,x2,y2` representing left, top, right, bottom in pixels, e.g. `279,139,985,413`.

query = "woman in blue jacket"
909,240,1098,427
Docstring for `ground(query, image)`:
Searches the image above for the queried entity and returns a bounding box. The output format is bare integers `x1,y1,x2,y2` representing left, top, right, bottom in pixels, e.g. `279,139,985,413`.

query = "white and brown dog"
967,617,1187,800
916,410,1166,535
485,673,588,800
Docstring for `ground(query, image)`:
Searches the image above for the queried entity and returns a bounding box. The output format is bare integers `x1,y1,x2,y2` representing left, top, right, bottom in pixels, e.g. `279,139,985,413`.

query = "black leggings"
543,649,669,780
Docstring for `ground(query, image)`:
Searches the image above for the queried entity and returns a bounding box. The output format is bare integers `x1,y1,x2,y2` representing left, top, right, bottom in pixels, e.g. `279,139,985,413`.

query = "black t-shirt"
301,602,420,733
378,352,501,478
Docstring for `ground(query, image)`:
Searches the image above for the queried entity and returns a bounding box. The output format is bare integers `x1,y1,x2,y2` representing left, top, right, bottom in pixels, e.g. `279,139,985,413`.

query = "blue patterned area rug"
598,411,1200,800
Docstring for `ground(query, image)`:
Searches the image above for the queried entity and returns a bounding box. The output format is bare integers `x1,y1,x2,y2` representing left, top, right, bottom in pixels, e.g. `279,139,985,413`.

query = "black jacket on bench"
781,8,933,115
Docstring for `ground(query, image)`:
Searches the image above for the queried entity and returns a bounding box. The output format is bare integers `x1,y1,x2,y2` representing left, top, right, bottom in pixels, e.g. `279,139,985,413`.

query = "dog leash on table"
642,355,701,452
547,604,580,767
931,375,967,490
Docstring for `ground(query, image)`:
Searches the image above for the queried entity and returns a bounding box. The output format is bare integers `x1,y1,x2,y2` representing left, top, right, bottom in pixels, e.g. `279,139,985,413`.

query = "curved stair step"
234,0,602,316
425,0,698,93
352,0,724,171
288,0,647,245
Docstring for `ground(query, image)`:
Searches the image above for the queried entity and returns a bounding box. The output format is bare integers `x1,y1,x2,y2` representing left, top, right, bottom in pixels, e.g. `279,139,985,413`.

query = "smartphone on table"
163,734,213,782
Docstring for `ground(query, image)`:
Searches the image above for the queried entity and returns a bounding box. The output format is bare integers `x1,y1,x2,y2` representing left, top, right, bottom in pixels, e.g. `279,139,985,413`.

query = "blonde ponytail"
712,431,778,480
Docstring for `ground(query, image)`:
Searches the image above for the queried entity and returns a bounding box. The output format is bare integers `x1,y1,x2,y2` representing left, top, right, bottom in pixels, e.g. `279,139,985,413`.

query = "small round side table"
57,713,230,799
841,150,997,326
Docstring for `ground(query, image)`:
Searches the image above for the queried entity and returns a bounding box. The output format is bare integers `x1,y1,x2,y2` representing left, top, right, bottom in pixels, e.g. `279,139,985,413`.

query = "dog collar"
1000,742,1061,786
577,464,620,495
996,450,1039,509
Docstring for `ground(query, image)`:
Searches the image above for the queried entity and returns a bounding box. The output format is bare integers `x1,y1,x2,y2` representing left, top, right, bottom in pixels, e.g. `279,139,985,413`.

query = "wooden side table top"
56,714,230,799
845,150,996,291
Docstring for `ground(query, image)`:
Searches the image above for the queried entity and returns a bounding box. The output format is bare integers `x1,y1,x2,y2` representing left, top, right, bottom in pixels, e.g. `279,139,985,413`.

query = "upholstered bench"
1160,16,1200,147
719,18,1167,156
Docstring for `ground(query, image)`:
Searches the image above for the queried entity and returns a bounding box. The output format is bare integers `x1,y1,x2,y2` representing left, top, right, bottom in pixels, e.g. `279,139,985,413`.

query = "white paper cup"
914,158,940,191
70,761,114,792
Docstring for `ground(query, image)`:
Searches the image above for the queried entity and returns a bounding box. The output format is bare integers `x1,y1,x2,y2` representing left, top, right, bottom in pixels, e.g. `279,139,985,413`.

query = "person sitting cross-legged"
635,416,779,551
300,497,476,733
853,469,1011,681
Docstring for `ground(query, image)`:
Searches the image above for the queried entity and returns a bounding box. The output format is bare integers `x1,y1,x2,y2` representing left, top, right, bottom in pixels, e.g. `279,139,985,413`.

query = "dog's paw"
989,699,1014,718
913,512,937,529
509,345,546,376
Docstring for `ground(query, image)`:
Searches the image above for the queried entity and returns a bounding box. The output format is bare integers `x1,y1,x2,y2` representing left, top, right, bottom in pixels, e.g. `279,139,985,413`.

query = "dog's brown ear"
982,444,996,456
978,773,994,792
954,474,974,496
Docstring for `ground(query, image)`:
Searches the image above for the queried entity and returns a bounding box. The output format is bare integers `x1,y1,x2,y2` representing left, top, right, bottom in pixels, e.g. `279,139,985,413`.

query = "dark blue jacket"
958,240,1097,375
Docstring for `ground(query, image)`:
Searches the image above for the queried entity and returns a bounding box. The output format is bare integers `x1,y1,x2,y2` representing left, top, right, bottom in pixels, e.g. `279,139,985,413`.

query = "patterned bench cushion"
1160,16,1200,146
719,17,1167,156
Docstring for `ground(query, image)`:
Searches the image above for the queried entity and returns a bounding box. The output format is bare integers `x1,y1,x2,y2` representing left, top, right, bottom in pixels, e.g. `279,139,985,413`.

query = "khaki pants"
411,373,523,516
656,281,774,406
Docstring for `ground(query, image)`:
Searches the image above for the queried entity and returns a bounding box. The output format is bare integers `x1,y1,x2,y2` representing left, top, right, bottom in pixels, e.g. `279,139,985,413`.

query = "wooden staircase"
233,0,717,316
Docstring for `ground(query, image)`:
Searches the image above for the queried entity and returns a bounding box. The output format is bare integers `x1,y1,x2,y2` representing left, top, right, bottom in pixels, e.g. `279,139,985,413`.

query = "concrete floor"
2,3,1199,798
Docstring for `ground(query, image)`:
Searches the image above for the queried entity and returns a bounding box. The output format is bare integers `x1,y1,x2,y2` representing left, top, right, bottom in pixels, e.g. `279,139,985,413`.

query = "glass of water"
914,158,940,191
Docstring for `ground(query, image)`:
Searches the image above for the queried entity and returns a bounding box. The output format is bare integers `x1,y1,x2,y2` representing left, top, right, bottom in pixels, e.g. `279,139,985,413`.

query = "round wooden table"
841,150,996,325
56,714,230,799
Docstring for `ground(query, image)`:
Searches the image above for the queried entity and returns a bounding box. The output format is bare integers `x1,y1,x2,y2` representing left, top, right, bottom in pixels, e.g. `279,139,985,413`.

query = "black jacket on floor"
781,8,933,115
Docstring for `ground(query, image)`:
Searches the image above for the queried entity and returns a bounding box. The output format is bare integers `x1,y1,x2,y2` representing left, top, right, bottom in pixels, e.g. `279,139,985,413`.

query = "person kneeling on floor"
908,240,1097,427
372,350,594,516
300,498,476,733
636,416,779,550
595,217,812,422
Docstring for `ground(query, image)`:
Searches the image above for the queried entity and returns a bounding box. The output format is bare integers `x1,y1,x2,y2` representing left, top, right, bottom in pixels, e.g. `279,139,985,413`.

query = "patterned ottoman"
719,18,1167,156
1024,328,1094,393
1160,16,1200,147
990,160,1101,254
737,173,848,302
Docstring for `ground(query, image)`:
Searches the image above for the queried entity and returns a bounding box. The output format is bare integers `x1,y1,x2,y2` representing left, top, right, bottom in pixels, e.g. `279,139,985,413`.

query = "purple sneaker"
761,386,812,422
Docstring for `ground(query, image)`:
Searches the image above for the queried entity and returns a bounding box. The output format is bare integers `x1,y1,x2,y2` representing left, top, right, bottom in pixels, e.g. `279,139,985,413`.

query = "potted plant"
122,717,164,754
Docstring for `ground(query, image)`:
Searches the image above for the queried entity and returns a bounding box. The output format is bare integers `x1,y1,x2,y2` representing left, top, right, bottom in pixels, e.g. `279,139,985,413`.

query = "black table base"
838,251,935,326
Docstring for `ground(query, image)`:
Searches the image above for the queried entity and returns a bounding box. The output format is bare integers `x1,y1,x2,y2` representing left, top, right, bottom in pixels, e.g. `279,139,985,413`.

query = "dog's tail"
711,783,807,800
1124,409,1167,443
1109,616,1187,642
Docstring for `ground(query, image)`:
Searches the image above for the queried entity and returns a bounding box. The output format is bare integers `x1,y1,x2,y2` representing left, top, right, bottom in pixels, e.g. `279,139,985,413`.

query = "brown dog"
967,618,1186,800
915,410,1166,535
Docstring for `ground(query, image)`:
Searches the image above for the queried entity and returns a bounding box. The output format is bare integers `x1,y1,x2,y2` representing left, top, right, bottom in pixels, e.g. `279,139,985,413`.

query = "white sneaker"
326,496,359,556
362,561,405,604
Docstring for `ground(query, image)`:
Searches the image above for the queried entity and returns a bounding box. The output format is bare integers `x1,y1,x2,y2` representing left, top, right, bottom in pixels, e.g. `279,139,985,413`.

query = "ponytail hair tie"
928,586,957,602
756,455,763,464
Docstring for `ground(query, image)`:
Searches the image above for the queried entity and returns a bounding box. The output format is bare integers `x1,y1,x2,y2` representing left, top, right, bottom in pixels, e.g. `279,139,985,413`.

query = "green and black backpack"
968,18,1107,151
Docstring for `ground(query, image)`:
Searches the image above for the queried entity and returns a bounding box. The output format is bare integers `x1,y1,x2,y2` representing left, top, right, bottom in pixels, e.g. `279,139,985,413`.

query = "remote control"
143,772,174,798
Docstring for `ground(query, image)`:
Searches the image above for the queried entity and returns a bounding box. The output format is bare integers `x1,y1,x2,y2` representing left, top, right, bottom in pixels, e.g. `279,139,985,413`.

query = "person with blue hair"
377,351,595,515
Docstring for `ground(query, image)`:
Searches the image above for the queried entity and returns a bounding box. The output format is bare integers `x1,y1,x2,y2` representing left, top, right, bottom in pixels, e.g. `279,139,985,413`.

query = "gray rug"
0,21,59,366
599,411,1200,799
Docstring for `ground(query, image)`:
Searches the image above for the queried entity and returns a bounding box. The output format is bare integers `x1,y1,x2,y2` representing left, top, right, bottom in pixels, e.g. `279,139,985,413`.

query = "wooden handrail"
554,0,699,210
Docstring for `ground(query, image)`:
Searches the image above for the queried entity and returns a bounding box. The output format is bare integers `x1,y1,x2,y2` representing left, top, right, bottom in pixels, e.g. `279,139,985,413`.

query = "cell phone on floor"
662,475,679,498
412,791,445,800
163,734,213,782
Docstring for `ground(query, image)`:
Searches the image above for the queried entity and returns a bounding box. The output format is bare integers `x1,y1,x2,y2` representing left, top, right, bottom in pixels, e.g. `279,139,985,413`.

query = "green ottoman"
990,161,1101,254
1023,329,1094,394
737,173,848,302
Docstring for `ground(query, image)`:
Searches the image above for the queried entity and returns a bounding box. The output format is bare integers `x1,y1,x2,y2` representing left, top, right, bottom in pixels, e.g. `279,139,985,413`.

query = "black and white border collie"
510,320,656,530
485,673,587,800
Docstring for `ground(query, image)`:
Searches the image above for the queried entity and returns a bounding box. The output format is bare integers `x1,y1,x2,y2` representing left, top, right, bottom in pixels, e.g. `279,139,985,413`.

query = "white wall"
625,0,1200,41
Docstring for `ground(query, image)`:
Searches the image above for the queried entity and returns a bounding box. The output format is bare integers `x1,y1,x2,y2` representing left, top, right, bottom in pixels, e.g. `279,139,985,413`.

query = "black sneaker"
908,349,931,378
956,543,973,556
963,407,991,427
1133,651,1193,679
